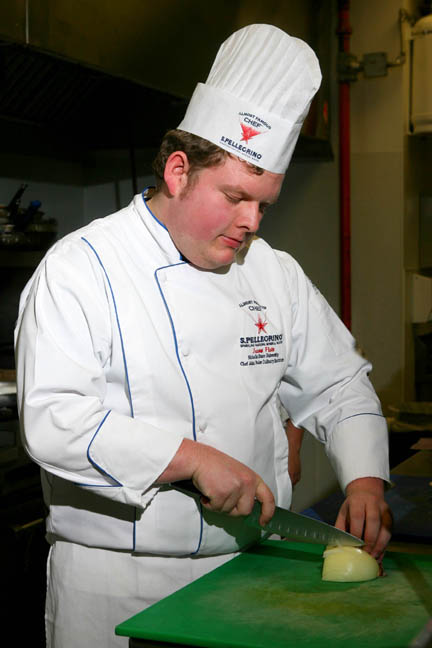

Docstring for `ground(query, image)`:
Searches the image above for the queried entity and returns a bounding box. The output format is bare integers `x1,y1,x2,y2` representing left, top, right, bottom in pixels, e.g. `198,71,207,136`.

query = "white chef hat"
178,24,322,174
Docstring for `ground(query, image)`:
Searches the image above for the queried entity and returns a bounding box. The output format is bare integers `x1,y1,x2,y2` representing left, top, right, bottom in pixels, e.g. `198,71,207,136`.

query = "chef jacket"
14,192,389,556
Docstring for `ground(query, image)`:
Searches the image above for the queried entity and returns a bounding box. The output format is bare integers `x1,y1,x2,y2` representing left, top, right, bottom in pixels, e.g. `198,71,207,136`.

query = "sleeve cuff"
326,413,391,493
88,410,185,498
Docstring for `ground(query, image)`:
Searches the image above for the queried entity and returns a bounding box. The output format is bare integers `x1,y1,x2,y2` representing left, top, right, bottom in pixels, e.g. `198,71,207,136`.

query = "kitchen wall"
260,159,340,313
82,149,155,224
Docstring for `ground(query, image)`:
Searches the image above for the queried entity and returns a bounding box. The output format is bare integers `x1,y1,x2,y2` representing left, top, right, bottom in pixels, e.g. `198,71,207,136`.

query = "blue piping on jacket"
77,410,123,487
154,265,197,441
155,264,204,555
337,412,385,424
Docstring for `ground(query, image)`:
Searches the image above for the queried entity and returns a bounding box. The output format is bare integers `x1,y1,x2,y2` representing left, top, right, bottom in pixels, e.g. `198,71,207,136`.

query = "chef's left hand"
335,477,392,563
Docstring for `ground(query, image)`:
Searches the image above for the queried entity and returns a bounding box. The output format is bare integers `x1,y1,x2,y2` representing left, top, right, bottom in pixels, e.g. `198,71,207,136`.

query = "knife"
171,480,364,547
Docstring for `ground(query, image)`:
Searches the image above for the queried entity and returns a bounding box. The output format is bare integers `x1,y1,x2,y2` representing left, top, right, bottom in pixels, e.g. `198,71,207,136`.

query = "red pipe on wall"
337,0,352,331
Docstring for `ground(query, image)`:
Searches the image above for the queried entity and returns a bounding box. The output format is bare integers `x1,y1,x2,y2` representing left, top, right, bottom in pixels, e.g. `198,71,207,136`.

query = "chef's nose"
238,202,262,233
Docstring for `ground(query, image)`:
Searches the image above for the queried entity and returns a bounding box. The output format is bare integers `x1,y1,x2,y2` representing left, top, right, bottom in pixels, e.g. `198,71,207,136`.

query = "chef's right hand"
157,439,275,526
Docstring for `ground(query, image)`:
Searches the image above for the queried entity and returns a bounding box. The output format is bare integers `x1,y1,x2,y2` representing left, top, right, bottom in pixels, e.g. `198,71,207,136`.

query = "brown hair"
152,129,263,192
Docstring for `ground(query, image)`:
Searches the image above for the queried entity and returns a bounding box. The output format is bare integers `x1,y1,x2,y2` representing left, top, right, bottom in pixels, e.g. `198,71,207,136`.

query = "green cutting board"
116,540,432,647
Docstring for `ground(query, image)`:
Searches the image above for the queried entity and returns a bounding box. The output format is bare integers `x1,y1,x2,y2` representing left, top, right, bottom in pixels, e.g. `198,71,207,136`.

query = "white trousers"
45,541,236,648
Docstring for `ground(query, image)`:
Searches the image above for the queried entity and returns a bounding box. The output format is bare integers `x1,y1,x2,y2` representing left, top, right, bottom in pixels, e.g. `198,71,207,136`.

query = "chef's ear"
164,151,191,197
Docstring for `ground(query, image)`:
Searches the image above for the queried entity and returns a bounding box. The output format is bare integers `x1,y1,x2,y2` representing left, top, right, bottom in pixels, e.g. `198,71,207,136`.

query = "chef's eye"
225,194,241,204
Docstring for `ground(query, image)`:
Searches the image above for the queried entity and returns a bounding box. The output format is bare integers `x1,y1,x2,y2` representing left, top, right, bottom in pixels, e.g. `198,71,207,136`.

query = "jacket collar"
133,188,184,265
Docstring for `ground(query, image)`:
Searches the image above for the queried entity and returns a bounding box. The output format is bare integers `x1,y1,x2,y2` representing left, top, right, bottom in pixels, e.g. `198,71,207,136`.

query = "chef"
14,24,392,648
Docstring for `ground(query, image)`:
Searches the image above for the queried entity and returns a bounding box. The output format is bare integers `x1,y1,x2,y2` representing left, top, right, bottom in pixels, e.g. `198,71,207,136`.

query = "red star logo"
254,314,268,334
240,123,261,143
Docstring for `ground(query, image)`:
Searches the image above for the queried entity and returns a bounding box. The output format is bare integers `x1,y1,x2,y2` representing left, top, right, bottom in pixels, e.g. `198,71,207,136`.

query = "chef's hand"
156,439,275,525
335,477,392,563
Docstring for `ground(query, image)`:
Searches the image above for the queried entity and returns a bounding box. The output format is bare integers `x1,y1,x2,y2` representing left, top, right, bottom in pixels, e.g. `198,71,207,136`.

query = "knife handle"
170,481,263,519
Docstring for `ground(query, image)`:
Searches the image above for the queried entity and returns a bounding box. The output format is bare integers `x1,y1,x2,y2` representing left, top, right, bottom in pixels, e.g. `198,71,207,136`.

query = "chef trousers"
45,540,236,648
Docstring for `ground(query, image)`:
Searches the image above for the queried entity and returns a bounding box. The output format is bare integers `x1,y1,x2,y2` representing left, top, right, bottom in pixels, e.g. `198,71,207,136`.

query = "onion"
322,545,380,582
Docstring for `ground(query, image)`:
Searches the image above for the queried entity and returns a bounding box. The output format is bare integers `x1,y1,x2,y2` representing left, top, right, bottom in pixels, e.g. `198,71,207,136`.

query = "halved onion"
322,545,380,582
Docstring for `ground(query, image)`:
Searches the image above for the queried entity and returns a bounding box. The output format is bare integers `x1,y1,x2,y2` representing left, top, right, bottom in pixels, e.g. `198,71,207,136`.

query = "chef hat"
178,24,322,174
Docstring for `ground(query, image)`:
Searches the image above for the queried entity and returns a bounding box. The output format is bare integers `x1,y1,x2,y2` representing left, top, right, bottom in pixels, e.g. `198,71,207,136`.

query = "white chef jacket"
14,191,389,556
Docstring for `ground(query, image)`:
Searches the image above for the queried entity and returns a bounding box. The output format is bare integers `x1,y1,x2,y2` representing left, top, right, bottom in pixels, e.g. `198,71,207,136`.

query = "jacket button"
181,345,190,357
199,421,207,433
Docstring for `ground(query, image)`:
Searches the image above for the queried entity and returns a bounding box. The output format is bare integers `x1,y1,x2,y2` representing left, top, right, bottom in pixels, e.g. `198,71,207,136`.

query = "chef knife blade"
171,480,364,547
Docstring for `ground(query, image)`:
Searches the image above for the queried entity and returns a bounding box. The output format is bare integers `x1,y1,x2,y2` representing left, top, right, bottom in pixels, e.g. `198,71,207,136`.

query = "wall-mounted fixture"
338,8,411,82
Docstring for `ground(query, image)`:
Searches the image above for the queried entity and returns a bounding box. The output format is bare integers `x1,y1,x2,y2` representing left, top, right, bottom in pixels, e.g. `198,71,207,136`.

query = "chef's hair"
152,129,263,192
